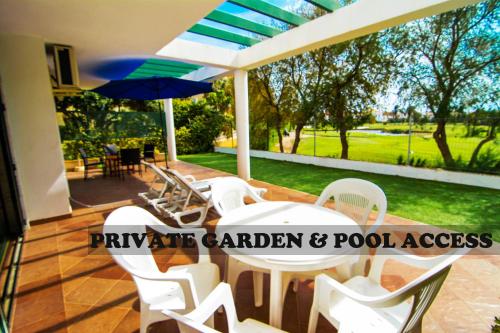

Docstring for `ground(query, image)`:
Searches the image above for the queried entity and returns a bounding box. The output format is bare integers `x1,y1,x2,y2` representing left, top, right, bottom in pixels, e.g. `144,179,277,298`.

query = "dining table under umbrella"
92,76,213,167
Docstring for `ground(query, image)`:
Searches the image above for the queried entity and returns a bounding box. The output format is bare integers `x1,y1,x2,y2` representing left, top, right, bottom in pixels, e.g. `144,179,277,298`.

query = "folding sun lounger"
140,162,267,228
138,162,178,206
154,168,214,228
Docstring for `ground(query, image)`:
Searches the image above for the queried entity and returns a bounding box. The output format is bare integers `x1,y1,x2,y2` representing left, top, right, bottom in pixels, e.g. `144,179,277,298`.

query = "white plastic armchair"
315,178,387,231
308,247,468,333
104,206,220,333
316,178,387,276
210,177,266,216
210,177,269,308
163,283,287,333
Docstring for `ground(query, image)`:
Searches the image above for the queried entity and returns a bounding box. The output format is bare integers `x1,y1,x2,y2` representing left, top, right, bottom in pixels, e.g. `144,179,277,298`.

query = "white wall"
0,33,71,222
214,147,500,190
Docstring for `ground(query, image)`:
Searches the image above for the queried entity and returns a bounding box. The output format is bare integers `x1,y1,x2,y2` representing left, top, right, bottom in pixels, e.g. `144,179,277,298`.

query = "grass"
179,152,500,240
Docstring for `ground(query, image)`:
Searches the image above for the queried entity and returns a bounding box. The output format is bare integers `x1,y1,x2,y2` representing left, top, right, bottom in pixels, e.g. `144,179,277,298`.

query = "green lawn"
179,152,500,240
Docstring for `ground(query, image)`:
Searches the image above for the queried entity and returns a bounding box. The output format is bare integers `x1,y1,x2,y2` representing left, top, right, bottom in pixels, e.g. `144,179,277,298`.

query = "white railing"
214,147,500,190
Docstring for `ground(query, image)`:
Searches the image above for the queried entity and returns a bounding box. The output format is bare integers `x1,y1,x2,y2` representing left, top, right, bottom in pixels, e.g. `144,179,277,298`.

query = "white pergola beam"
236,0,483,69
156,38,238,69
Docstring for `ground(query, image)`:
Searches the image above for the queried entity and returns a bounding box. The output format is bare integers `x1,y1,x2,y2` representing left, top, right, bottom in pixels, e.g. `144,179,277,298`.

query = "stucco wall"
0,33,71,222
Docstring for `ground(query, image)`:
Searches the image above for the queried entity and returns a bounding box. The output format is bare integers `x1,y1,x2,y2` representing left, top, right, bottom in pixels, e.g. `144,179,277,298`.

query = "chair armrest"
185,175,196,182
315,274,403,308
162,310,219,333
164,283,237,331
130,268,200,309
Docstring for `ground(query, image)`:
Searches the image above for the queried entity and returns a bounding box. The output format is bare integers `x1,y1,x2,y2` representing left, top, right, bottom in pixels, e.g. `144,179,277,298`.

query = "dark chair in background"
104,144,120,177
78,148,105,180
119,148,142,178
142,144,156,164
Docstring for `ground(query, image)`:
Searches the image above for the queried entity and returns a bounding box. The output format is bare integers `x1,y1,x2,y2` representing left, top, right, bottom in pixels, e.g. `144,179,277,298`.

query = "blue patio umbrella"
92,76,213,167
92,76,213,100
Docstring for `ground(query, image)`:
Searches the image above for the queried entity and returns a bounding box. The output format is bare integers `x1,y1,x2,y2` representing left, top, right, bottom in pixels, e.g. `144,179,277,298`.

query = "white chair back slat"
315,178,387,229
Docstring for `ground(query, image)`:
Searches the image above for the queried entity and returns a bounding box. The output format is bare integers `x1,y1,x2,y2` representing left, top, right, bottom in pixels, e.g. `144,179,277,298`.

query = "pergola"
0,0,482,221
157,0,481,180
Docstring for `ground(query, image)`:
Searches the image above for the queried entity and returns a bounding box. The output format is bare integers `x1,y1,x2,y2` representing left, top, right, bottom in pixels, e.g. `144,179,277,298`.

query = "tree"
399,0,500,167
322,32,393,159
286,48,329,153
56,92,119,144
251,62,295,152
468,110,499,168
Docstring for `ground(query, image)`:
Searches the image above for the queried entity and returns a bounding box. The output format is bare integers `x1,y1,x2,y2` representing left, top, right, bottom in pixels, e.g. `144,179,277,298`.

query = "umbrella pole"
157,100,169,169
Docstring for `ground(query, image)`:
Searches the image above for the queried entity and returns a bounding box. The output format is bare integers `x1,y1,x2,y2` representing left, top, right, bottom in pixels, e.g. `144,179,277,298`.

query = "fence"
59,111,167,160
216,118,499,175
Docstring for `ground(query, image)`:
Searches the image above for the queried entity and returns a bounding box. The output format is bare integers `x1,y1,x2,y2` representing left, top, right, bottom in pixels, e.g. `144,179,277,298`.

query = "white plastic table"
216,201,361,329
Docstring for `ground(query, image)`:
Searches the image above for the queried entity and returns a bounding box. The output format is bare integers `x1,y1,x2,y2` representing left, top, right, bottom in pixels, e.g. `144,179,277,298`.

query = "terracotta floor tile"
14,275,65,329
61,274,90,297
59,255,85,274
12,310,68,333
65,302,130,333
65,277,119,306
95,280,138,309
111,309,140,333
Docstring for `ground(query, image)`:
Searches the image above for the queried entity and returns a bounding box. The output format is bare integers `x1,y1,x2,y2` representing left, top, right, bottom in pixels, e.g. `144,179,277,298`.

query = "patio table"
216,201,361,329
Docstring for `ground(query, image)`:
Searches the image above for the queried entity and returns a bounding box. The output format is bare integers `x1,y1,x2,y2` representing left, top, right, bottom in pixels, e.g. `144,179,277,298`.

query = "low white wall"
0,33,72,222
214,147,500,190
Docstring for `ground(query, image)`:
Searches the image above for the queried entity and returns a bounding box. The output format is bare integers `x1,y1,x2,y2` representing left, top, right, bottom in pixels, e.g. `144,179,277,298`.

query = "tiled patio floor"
12,161,500,333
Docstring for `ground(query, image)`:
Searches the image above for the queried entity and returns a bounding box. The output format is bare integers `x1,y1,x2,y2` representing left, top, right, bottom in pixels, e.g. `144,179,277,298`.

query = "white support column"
163,98,177,161
234,70,251,180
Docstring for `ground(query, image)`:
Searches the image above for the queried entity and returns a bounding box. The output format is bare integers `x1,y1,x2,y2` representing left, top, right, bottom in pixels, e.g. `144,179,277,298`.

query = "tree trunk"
468,122,497,168
433,119,454,167
276,125,284,153
339,127,349,159
291,124,304,154
335,101,349,160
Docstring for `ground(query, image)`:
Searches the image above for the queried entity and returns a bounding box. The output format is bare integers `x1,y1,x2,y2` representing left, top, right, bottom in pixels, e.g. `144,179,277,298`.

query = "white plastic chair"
210,177,269,307
281,178,388,302
316,178,387,276
163,282,286,333
104,206,220,333
308,247,468,333
210,177,266,216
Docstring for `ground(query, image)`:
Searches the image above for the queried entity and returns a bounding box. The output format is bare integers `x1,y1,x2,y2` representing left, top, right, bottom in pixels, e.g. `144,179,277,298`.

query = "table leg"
269,269,283,328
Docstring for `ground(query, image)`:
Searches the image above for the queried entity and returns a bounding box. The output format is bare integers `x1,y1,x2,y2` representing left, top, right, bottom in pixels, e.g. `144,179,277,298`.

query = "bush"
396,154,427,168
173,99,227,154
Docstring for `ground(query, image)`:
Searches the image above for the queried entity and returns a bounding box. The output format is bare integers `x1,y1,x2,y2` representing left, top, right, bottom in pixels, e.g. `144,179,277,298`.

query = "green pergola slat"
304,0,342,12
138,64,193,74
206,9,282,37
140,64,197,73
126,72,183,79
228,0,309,26
143,59,201,70
128,69,186,77
189,23,260,46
